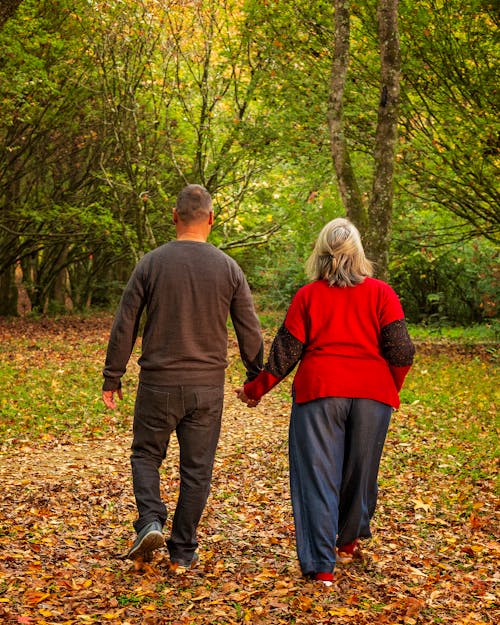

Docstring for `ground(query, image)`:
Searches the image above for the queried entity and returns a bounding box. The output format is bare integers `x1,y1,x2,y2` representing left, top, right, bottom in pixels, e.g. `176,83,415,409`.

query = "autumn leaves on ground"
0,316,498,625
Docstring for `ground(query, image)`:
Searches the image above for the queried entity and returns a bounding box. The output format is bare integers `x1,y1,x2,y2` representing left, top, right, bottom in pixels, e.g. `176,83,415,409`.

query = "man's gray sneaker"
167,552,199,575
126,521,164,560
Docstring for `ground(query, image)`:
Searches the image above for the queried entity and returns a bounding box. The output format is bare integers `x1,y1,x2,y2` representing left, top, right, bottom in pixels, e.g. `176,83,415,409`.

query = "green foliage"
247,249,307,312
0,0,497,323
390,208,499,325
398,0,499,240
408,322,499,343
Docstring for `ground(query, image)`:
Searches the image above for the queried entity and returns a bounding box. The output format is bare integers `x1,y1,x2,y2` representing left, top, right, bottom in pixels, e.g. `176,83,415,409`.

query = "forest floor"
0,315,498,624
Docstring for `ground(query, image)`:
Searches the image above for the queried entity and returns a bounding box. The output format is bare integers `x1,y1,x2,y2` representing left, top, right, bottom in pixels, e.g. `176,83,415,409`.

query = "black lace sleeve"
380,319,416,366
266,324,304,379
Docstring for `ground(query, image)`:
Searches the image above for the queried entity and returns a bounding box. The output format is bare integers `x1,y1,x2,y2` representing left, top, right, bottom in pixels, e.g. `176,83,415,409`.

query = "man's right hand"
102,388,123,410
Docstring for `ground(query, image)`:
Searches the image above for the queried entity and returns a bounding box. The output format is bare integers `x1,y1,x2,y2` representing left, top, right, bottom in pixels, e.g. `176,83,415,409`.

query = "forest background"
0,0,498,330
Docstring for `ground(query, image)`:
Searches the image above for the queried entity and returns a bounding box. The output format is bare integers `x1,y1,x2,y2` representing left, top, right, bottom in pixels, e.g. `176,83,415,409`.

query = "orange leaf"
24,591,51,606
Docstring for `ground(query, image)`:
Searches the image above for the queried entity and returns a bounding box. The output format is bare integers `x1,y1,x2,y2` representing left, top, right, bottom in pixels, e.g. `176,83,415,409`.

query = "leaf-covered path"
0,317,498,624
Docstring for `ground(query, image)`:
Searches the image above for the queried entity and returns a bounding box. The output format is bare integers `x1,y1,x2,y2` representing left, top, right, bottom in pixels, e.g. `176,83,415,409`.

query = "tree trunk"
50,246,73,312
0,0,23,30
327,0,367,233
0,266,18,316
366,0,401,280
328,0,401,279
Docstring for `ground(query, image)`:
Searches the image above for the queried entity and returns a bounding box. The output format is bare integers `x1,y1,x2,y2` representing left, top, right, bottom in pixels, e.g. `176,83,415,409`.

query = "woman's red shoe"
337,538,361,563
315,572,335,586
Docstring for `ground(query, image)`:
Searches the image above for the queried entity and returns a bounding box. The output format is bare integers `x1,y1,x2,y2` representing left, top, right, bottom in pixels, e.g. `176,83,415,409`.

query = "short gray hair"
305,218,373,287
176,184,212,223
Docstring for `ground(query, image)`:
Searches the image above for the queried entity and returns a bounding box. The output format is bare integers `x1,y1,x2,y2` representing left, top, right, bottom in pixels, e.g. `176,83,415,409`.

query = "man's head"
175,184,213,224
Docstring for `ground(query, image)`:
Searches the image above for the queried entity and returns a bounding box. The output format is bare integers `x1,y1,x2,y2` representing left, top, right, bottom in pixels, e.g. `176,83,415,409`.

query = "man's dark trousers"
131,382,224,563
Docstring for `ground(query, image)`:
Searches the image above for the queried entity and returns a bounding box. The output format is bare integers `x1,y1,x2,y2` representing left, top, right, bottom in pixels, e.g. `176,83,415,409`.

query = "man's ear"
208,211,214,225
172,208,178,224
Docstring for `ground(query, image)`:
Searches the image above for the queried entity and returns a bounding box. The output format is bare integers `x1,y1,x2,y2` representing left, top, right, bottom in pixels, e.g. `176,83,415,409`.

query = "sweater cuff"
390,365,411,392
244,370,281,401
102,377,122,392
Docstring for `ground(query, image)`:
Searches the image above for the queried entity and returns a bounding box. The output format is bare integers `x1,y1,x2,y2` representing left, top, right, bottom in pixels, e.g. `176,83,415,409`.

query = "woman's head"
305,218,373,287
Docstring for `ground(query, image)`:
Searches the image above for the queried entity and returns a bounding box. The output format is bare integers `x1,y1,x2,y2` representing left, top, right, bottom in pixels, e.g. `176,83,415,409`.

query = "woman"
236,218,415,586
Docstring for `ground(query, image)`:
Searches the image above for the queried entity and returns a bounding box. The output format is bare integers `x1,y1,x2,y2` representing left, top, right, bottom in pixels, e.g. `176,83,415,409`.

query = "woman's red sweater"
244,278,414,409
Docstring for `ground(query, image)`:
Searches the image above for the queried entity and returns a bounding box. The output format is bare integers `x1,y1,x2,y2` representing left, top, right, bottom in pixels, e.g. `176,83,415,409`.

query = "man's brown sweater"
103,241,263,391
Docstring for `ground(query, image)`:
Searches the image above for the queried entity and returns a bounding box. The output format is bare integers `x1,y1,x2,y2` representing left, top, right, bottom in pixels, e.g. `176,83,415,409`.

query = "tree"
87,0,284,257
398,0,499,241
0,0,293,313
328,0,401,280
0,0,124,313
159,0,286,249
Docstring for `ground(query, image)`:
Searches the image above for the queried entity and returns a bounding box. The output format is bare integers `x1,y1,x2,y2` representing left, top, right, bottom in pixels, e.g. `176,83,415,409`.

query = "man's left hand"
102,388,123,410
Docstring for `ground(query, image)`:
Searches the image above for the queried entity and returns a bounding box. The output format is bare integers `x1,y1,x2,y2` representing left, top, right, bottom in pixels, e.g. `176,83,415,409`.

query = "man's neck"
173,210,212,242
176,231,207,242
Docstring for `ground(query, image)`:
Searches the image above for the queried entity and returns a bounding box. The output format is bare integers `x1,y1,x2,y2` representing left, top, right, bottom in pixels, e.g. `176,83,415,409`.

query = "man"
102,184,263,572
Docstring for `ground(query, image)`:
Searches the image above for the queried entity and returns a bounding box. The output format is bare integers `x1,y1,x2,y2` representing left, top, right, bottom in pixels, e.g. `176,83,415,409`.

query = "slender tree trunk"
328,0,400,279
0,266,18,316
0,0,23,30
327,0,367,233
366,0,401,280
50,246,73,311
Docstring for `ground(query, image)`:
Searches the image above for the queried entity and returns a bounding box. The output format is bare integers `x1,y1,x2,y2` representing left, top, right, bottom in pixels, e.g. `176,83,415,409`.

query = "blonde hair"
305,218,373,287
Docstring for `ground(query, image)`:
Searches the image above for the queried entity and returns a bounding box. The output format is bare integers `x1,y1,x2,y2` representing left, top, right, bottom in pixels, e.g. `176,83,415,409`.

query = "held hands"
234,387,260,408
102,388,123,410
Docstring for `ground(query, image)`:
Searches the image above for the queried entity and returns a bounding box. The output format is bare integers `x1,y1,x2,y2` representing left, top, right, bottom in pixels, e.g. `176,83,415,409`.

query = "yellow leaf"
412,498,431,512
